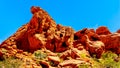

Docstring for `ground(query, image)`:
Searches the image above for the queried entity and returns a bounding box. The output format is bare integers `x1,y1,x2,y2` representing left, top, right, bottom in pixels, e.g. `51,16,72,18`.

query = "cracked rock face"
0,6,120,68
74,28,105,58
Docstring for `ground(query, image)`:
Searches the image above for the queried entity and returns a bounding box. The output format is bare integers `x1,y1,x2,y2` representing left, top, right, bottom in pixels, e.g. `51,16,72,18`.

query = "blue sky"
0,0,120,43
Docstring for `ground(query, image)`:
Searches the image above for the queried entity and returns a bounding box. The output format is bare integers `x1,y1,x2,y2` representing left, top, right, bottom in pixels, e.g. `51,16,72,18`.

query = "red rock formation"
0,6,120,61
59,59,91,68
74,28,100,41
74,29,104,58
27,7,74,52
1,6,74,53
99,33,120,54
86,38,105,58
31,6,41,14
96,26,111,35
0,6,120,68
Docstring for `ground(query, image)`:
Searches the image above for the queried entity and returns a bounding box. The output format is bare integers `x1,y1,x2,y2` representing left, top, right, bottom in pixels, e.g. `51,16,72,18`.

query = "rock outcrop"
96,26,111,35
99,33,120,54
0,6,120,68
1,6,74,53
74,28,104,58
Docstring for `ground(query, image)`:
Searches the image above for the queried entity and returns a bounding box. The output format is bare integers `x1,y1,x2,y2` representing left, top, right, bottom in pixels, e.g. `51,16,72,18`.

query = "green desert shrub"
0,56,22,68
78,63,92,68
93,51,120,68
33,50,47,60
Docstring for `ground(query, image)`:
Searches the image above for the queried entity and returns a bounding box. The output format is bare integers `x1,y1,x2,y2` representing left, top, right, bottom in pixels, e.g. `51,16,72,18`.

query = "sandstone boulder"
96,26,111,35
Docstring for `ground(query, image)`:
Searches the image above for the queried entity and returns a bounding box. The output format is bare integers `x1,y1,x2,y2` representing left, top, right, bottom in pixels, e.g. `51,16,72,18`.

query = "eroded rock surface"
0,6,120,68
